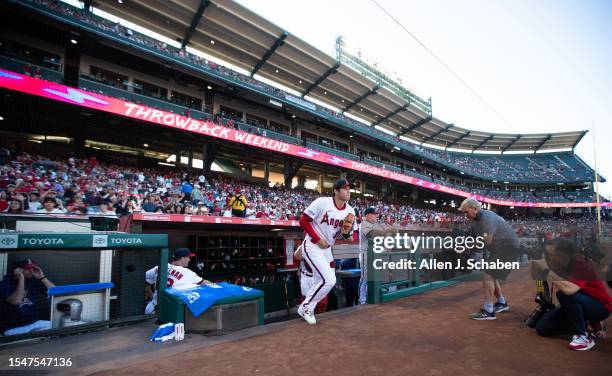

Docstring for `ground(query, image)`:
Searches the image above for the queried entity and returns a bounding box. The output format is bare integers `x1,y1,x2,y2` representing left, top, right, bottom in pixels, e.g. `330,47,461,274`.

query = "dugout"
0,231,168,344
131,215,303,315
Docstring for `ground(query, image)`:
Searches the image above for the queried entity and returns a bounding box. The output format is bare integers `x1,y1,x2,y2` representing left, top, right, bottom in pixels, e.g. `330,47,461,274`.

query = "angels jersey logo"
320,212,344,229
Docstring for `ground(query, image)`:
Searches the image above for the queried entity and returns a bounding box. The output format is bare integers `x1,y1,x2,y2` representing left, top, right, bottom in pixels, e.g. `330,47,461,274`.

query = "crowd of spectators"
26,0,597,186
510,215,611,240
0,150,466,226
1,146,608,242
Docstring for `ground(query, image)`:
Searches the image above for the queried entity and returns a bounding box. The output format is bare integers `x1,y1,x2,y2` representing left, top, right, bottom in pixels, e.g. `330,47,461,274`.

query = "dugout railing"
365,232,482,304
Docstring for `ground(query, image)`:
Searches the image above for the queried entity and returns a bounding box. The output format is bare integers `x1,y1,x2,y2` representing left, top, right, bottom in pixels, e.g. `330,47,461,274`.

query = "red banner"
0,69,608,209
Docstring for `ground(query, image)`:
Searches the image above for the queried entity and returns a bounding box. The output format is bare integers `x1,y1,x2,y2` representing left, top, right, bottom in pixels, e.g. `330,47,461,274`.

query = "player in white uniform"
297,178,356,324
144,248,210,314
294,245,314,297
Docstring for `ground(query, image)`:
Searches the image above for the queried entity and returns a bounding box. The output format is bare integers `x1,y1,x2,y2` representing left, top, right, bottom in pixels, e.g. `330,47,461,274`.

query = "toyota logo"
1,238,16,245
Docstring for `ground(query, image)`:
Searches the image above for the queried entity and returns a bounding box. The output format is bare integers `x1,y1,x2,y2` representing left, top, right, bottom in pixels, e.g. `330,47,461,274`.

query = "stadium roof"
91,0,588,153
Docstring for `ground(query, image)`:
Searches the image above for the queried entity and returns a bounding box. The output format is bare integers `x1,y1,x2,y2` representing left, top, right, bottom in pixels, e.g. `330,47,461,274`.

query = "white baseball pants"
301,241,336,312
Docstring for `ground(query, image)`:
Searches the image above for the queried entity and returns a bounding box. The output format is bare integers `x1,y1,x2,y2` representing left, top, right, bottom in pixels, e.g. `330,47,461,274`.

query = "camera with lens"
524,279,555,328
525,294,555,328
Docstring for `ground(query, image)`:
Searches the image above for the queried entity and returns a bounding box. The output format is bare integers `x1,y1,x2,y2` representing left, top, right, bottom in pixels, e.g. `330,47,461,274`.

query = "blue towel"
165,283,261,317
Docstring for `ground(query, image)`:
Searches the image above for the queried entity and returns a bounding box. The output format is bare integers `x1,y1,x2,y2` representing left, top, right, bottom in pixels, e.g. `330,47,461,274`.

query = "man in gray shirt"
358,207,399,304
459,198,520,320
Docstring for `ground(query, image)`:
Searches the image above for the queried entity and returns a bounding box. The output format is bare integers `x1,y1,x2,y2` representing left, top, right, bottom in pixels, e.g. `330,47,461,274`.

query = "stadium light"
118,0,123,4
143,144,149,147
275,69,279,73
70,39,78,44
207,85,212,90
210,40,215,44
0,116,3,120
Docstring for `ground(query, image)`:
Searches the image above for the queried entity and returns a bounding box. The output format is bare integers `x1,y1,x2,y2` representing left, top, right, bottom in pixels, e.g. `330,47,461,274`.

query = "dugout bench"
158,289,264,333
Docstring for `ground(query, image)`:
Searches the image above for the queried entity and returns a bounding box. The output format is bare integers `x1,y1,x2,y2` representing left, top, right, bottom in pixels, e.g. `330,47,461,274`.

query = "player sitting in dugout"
531,239,611,351
145,248,211,314
0,258,55,336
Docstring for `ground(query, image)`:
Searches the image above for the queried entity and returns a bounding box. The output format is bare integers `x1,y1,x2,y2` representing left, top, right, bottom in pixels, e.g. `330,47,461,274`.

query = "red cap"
14,258,38,270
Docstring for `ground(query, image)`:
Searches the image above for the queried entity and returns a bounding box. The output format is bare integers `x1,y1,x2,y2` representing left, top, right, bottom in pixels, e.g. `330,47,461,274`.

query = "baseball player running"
297,178,356,325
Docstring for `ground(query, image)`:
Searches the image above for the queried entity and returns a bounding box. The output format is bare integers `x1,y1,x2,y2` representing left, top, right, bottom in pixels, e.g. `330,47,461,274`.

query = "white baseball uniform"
299,259,314,297
144,263,203,314
301,197,356,312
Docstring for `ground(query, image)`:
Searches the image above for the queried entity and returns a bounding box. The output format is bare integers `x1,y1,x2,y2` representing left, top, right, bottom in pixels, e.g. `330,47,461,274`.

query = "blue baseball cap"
364,207,378,216
173,248,196,260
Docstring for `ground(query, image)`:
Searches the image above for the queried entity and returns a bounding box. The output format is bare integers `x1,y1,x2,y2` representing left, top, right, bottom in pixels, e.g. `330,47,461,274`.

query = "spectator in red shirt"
255,204,268,218
0,191,8,212
533,239,611,351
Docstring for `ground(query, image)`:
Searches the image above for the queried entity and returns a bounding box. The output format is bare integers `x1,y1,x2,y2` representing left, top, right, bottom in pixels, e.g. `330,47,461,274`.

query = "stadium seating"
0,55,63,83
0,150,467,225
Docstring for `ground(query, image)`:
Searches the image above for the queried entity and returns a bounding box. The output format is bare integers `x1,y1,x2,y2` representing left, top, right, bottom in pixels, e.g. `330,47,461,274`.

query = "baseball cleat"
298,304,316,325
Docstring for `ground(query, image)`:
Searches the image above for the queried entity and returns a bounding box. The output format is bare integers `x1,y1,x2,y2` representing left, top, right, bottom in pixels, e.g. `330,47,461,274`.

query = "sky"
234,0,612,199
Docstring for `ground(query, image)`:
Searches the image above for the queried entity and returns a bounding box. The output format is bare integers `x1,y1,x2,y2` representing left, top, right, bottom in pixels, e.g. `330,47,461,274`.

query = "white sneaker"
298,304,316,325
568,334,595,351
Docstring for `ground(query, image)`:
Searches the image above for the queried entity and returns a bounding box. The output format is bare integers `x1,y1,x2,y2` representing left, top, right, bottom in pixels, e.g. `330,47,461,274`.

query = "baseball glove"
341,212,355,237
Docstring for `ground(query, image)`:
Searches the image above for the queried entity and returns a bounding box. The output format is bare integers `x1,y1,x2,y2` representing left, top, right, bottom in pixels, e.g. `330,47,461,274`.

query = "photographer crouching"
531,239,611,351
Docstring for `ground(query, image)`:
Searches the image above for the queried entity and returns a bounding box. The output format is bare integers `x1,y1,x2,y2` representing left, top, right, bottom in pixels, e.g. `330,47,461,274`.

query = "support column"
202,142,219,174
175,148,181,167
73,135,85,154
188,148,194,170
264,161,270,186
290,119,298,137
298,175,306,189
283,159,303,189
318,175,324,194
380,182,387,198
